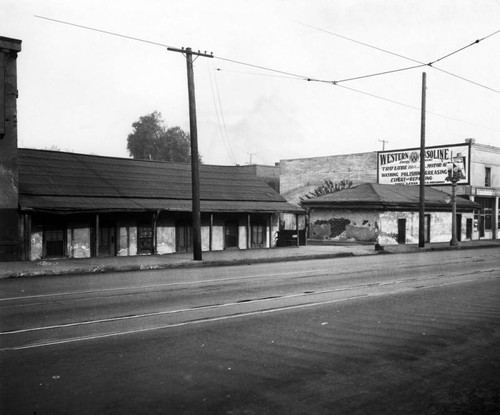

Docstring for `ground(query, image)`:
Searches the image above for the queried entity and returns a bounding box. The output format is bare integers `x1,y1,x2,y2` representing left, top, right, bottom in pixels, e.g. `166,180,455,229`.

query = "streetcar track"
1,271,497,337
2,255,497,307
2,275,498,352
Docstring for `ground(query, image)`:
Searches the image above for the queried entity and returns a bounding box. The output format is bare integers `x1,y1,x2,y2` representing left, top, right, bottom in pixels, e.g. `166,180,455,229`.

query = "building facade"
280,140,500,240
0,35,302,262
0,36,22,261
301,183,479,245
17,149,302,261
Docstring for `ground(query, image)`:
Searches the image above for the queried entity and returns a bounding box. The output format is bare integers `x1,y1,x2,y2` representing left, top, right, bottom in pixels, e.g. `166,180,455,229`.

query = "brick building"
0,36,22,260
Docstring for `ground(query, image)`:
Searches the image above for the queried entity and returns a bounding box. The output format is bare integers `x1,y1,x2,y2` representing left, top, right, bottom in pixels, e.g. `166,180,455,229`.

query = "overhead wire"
34,15,500,133
212,65,237,163
215,56,310,81
215,68,304,80
333,63,427,84
207,62,237,163
298,22,500,93
34,15,175,49
35,14,499,92
337,84,500,132
428,28,500,65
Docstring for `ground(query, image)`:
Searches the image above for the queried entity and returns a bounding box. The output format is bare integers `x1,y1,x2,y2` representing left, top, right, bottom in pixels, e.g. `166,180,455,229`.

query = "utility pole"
378,139,388,151
418,72,427,248
168,47,213,261
247,152,256,165
446,152,463,247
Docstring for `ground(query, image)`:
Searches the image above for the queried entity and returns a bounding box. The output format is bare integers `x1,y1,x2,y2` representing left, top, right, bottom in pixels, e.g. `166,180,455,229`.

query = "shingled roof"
18,149,302,214
300,182,479,211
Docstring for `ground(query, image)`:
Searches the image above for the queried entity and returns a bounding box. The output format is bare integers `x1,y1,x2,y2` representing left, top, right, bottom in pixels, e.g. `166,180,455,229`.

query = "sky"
2,0,500,165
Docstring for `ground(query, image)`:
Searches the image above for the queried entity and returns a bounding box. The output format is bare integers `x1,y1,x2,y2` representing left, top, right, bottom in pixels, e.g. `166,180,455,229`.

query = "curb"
377,242,500,254
2,242,498,279
1,252,358,279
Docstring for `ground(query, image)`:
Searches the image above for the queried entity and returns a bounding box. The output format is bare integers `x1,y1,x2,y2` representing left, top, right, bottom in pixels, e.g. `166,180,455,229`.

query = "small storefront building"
18,149,302,261
280,139,499,240
301,183,480,245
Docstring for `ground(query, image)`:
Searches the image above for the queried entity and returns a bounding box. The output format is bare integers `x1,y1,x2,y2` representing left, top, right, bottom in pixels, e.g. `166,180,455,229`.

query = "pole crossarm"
167,47,214,59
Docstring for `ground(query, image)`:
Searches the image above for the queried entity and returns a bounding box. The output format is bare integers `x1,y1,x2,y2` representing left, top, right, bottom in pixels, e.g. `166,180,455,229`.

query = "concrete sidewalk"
0,240,498,279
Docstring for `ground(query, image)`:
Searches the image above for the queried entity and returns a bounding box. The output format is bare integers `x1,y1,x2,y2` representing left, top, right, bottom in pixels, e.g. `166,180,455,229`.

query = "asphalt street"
1,248,499,414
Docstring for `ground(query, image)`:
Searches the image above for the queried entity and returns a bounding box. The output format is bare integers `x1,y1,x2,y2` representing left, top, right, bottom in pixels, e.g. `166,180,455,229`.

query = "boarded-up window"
137,222,153,254
176,221,192,253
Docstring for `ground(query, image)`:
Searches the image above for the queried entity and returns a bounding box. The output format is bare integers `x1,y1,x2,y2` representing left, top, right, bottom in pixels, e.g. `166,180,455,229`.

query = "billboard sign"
377,143,470,186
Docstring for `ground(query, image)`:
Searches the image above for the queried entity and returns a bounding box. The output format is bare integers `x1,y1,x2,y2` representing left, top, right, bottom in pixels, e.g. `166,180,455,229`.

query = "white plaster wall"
156,218,176,255
30,226,43,261
270,213,279,247
280,212,305,230
211,218,225,251
67,225,91,258
238,221,247,249
379,211,475,243
471,144,500,188
201,226,211,252
309,209,379,241
117,221,137,256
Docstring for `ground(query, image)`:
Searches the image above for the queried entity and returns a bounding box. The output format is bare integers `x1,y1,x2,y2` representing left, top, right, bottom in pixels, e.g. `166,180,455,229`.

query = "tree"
300,179,353,203
127,112,197,162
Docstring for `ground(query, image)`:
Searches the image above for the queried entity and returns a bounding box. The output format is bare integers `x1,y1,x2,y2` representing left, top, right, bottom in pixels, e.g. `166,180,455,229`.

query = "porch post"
94,213,100,257
296,214,300,247
247,213,251,249
22,213,31,261
209,213,213,251
494,197,499,240
152,210,159,255
269,214,273,248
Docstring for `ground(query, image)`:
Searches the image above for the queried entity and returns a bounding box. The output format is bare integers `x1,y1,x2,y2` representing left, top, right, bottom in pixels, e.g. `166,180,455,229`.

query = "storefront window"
476,197,494,231
485,167,491,187
251,223,266,247
484,210,492,230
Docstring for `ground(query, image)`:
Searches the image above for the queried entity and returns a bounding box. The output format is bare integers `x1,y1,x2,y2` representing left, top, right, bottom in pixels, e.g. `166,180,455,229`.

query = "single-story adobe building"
0,35,303,261
17,149,303,261
301,183,480,245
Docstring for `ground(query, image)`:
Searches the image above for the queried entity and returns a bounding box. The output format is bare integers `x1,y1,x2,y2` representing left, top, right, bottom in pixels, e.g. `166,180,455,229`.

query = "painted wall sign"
476,188,496,197
377,143,470,186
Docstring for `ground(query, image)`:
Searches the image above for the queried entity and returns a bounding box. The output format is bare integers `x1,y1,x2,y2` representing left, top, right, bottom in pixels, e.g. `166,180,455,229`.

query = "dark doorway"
456,214,462,242
137,222,153,255
224,221,239,249
397,219,406,244
98,223,116,257
466,218,473,240
44,224,66,257
479,216,485,238
424,214,431,243
176,221,192,253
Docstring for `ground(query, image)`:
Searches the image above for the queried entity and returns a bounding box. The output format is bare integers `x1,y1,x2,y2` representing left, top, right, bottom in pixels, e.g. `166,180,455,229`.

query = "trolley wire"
299,22,500,93
34,15,500,133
